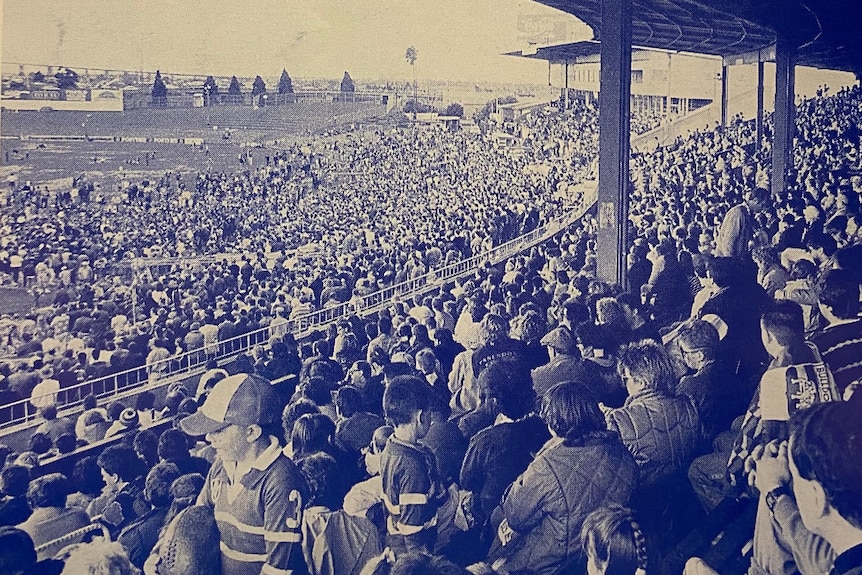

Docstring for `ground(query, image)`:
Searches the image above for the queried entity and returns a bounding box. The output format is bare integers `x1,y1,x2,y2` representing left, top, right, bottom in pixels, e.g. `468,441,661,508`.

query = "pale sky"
1,0,592,82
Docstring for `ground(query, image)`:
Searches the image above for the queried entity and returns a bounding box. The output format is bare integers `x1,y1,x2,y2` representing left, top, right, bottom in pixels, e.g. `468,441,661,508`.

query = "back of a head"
617,339,675,394
581,504,648,575
297,452,346,510
790,401,862,530
332,385,363,418
27,472,70,509
0,527,36,575
478,360,535,421
291,413,335,457
383,375,432,427
478,313,507,346
390,550,466,575
1,465,31,498
155,506,221,575
145,461,181,507
677,320,719,359
540,380,605,442
97,445,144,482
761,300,805,349
818,268,861,319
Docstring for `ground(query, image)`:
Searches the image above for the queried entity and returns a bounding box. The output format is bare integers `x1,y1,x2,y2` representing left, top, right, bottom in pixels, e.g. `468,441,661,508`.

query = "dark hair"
0,465,31,498
55,433,77,455
107,400,126,421
576,322,614,353
818,269,861,319
303,376,337,406
281,399,321,444
0,527,36,575
144,462,181,507
158,428,190,463
750,187,770,205
390,550,465,575
28,432,51,455
82,394,98,410
760,300,805,348
805,232,837,257
291,413,336,460
333,385,364,418
71,456,103,497
478,361,535,420
581,505,648,575
133,429,160,468
39,404,58,421
135,390,155,411
790,401,862,530
27,472,70,508
540,380,605,443
97,445,144,482
383,376,432,426
297,452,346,510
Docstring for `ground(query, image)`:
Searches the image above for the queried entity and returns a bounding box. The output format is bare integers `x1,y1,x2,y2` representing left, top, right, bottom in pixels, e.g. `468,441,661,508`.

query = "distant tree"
277,69,294,94
32,71,45,83
203,75,219,105
54,67,79,89
228,76,243,96
403,100,438,115
340,71,355,93
443,102,464,118
151,70,168,106
251,75,267,96
473,95,517,124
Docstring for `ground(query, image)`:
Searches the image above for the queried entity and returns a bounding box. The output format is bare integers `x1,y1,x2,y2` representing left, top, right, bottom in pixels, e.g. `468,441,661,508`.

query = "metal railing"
0,189,596,432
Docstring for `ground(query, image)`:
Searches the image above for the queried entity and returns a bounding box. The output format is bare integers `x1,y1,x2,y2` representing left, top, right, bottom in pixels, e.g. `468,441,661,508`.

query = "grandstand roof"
515,0,862,75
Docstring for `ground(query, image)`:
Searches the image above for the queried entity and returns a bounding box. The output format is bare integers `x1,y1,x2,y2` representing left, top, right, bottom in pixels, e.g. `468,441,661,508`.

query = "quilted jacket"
605,388,702,488
491,433,637,575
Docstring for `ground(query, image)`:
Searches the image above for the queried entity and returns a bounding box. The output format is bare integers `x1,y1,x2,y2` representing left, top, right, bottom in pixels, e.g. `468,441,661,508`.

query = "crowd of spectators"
0,83,861,575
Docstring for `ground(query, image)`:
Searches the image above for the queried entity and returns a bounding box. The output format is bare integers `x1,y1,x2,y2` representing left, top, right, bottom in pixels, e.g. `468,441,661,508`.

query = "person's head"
389,550,465,575
157,428,190,463
144,461,181,508
789,400,862,539
747,187,770,212
59,540,139,575
818,268,861,321
28,432,51,455
576,322,615,359
363,425,394,476
133,429,159,467
414,348,439,376
595,298,627,329
55,432,77,455
616,339,676,396
0,465,30,498
152,505,220,575
675,319,719,370
39,404,58,421
581,505,649,575
297,452,346,510
332,385,363,419
71,456,104,497
477,360,536,421
291,413,336,459
477,313,507,346
135,391,155,412
281,399,320,445
541,325,577,357
97,445,145,486
760,300,805,358
26,472,70,509
0,527,36,575
540,380,605,443
383,375,433,439
178,373,281,462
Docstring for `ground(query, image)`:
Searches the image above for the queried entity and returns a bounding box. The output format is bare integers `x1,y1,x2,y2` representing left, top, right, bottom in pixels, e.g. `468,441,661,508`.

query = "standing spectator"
715,187,769,257
179,373,309,575
531,325,596,398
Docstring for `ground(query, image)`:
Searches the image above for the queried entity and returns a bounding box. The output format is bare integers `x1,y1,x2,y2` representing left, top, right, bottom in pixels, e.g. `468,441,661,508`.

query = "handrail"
0,186,596,433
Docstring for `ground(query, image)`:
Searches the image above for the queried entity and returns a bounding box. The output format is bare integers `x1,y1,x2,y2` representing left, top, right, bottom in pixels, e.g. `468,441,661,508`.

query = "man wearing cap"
531,325,599,398
180,373,308,575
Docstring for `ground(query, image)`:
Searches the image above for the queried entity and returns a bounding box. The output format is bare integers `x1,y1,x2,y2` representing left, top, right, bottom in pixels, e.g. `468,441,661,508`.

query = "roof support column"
756,56,765,150
772,37,796,196
720,65,728,126
596,0,632,286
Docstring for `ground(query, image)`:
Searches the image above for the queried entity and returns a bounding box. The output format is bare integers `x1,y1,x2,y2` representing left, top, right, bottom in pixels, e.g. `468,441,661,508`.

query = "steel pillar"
772,37,796,196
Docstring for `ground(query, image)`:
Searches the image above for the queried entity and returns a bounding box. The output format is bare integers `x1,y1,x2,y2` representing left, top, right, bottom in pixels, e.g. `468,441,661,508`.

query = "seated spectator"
343,425,393,521
157,428,210,477
575,322,627,407
812,269,862,398
133,429,159,469
65,456,103,512
17,473,90,561
104,407,140,439
605,339,702,488
675,319,747,440
486,380,637,575
76,410,109,445
775,258,822,337
0,465,32,527
298,452,382,575
460,361,548,529
87,445,147,537
580,505,650,575
531,325,597,398
34,405,74,444
752,245,790,298
334,385,385,455
118,461,181,568
471,314,528,378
